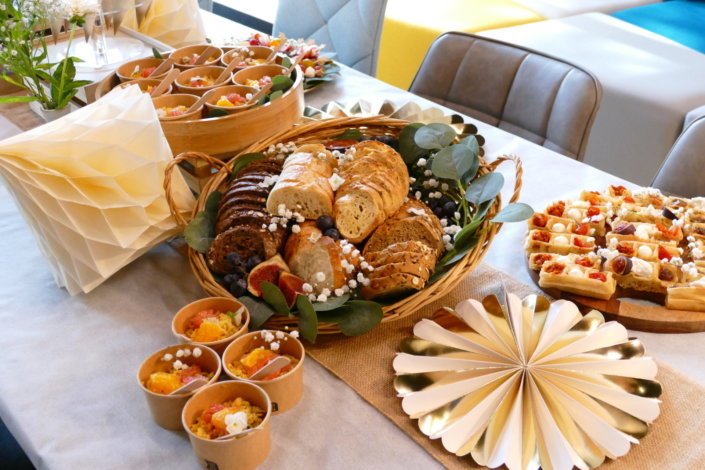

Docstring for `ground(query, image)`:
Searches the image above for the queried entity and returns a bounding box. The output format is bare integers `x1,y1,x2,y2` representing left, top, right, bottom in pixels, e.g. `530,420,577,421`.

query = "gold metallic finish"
394,293,662,469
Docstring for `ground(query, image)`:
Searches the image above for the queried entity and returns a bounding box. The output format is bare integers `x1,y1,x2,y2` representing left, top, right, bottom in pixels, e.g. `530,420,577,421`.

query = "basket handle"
488,154,523,206
164,151,229,228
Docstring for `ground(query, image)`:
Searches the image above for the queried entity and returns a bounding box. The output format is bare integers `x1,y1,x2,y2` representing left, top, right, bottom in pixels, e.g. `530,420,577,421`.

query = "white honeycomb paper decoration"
123,0,206,48
0,86,195,294
394,292,662,470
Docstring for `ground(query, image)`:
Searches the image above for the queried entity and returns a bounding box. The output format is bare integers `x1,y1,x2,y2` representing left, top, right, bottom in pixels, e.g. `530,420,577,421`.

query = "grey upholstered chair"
410,32,602,160
652,116,705,198
272,0,387,76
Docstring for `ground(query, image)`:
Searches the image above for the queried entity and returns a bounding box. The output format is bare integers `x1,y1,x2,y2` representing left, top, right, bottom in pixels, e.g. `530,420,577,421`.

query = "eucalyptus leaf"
260,281,290,315
183,191,221,253
208,108,229,118
492,202,534,223
296,294,318,343
430,146,458,180
399,123,425,164
312,294,350,311
465,173,504,205
335,301,383,336
458,135,480,154
333,128,365,141
268,90,283,101
414,123,456,150
453,218,484,250
238,296,276,329
271,74,293,92
280,56,292,68
231,153,267,178
450,144,476,179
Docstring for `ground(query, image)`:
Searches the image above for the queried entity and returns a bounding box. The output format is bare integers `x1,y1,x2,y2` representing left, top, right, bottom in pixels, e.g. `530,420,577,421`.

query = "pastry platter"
525,185,705,333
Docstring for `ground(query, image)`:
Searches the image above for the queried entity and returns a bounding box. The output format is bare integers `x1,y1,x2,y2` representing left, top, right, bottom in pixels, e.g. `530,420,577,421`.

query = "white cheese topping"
551,222,566,233
630,257,653,278
636,245,653,259
567,208,582,221
568,268,583,277
553,236,569,246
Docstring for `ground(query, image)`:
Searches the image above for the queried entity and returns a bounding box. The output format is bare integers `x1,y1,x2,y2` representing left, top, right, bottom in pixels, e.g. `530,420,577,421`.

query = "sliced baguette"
360,272,427,299
284,222,346,294
333,182,387,243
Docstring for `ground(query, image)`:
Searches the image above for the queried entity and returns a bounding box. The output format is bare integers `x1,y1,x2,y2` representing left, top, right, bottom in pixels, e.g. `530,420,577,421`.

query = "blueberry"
433,207,444,219
371,135,399,148
245,255,262,271
442,201,457,216
229,278,248,297
439,195,452,205
226,251,241,267
324,228,341,241
224,271,242,285
316,215,335,231
427,199,439,210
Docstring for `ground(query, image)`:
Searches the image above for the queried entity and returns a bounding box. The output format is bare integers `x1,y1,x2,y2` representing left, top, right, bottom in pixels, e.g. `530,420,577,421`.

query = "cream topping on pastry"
631,257,653,278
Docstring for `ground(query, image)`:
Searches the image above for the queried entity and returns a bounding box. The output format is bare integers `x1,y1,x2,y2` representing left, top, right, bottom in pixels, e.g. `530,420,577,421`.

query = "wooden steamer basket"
94,59,305,158
165,116,523,334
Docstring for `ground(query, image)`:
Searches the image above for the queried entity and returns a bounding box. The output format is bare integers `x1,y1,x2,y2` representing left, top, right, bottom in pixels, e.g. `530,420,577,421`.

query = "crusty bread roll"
284,222,346,294
266,144,337,219
334,140,409,243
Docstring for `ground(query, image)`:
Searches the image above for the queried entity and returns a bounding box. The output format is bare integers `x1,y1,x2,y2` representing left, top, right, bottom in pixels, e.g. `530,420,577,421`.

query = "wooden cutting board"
527,265,705,333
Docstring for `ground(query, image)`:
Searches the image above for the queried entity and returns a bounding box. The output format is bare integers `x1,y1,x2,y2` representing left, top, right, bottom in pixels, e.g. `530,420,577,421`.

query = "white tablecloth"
2,50,705,470
481,13,705,186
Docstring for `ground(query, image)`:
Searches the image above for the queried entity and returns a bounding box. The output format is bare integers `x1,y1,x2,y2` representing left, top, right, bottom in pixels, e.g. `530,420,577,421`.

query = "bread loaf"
334,140,409,243
284,222,346,294
266,144,336,219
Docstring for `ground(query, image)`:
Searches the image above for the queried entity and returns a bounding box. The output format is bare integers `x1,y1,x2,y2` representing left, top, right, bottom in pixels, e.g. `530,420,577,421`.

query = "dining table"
1,10,705,470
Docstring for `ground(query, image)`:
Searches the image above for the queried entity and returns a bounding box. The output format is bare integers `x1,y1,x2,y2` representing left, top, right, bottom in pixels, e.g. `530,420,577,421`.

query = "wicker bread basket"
165,116,523,334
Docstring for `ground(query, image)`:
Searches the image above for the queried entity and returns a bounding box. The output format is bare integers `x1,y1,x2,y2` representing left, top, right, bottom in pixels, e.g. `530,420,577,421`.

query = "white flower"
417,158,427,167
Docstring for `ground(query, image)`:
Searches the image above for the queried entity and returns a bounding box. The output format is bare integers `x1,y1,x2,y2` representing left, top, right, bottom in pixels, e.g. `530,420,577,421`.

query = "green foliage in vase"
0,0,92,110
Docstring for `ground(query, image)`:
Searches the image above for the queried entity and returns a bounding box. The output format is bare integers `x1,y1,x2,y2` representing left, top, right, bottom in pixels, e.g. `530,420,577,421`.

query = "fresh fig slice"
611,255,632,275
613,223,636,235
662,208,677,220
658,266,675,282
278,272,307,308
247,254,289,297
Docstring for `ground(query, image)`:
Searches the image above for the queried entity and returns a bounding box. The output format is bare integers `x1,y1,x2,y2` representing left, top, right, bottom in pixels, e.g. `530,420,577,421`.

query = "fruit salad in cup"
145,347,213,394
130,65,157,79
245,75,273,89
190,398,265,439
215,92,250,108
185,307,245,343
181,53,217,66
157,105,188,118
228,347,298,381
186,75,216,88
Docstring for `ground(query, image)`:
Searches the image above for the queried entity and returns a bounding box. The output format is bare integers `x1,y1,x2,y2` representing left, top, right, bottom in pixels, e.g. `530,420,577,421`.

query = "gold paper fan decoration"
393,292,662,470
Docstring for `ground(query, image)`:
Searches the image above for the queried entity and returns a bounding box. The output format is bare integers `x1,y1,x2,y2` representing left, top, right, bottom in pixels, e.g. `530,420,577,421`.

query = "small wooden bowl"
119,79,172,97
138,344,221,430
171,44,223,71
182,381,271,469
221,46,274,70
116,57,173,82
233,64,288,88
152,94,203,122
205,85,258,114
175,66,230,97
172,297,250,354
222,330,304,414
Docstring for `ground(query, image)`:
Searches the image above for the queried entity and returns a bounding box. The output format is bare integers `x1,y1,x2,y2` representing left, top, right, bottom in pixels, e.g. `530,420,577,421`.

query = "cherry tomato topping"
545,263,565,274
573,223,589,235
658,246,673,261
532,231,551,243
617,242,635,256
576,256,593,267
586,206,601,218
203,404,225,423
573,237,592,248
547,201,565,217
533,254,553,267
532,213,548,228
589,272,607,282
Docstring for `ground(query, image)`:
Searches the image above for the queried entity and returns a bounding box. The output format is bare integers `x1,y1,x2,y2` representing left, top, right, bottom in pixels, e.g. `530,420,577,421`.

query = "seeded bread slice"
360,272,427,299
207,225,283,274
215,209,271,234
364,216,444,259
368,261,432,280
333,182,387,243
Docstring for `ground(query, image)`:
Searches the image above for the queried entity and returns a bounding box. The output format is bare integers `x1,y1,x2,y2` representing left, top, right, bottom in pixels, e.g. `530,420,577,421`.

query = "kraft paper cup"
118,79,172,97
222,330,304,414
138,344,221,430
173,297,250,354
152,93,203,121
175,65,230,96
233,64,288,87
171,44,224,71
117,57,173,82
183,381,272,470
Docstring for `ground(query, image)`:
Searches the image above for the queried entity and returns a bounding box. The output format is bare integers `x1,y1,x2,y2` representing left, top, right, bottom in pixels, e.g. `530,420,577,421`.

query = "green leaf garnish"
312,294,350,311
280,56,292,68
231,153,267,178
296,294,318,343
152,48,164,59
271,74,294,92
399,123,426,164
238,297,276,329
492,202,534,223
333,128,365,141
260,281,291,315
430,146,458,180
183,191,222,253
335,301,383,336
268,90,284,101
208,108,230,118
414,123,456,150
465,173,504,205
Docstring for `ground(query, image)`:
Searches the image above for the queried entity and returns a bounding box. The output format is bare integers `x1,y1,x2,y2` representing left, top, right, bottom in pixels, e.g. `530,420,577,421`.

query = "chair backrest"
273,0,387,76
652,116,705,198
410,32,602,160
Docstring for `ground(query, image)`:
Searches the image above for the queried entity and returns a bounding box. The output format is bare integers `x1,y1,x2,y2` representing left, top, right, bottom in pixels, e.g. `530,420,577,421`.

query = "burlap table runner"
307,263,705,469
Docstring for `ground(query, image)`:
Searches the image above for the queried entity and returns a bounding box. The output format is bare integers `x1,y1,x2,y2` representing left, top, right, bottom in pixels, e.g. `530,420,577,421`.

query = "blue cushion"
613,2,705,54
